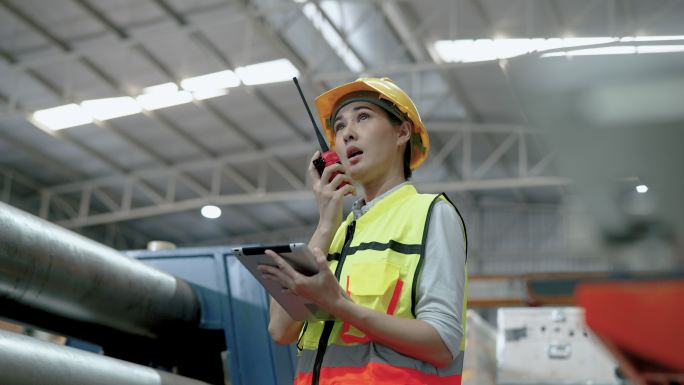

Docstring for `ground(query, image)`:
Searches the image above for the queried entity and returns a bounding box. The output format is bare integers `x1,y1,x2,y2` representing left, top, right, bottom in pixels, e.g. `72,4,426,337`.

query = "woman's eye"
334,123,345,132
358,113,369,121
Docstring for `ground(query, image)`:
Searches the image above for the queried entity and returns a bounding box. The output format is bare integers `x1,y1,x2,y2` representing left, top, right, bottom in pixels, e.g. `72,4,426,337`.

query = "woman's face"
332,101,407,184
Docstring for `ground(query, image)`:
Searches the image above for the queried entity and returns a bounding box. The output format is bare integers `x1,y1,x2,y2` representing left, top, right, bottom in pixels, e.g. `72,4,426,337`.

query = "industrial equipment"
497,307,620,385
0,201,295,385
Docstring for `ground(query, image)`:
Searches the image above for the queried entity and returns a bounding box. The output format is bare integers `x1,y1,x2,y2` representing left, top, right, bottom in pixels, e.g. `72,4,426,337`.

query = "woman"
259,77,468,385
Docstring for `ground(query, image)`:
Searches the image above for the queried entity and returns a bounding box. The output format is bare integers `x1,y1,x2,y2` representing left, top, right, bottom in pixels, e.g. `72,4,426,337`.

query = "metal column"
0,329,210,385
0,201,200,338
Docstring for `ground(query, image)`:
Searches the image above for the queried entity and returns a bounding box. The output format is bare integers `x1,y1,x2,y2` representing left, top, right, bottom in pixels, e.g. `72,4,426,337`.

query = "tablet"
232,243,332,321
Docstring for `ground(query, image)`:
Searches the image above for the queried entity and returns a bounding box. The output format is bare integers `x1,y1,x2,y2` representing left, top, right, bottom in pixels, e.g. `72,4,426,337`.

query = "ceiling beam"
74,0,309,208
42,122,544,191
38,127,559,229
376,2,482,120
66,0,321,224
5,0,262,236
146,0,314,227
0,1,170,202
308,0,369,71
53,175,569,229
149,0,308,140
1,1,301,72
0,165,157,247
234,0,330,95
378,1,481,203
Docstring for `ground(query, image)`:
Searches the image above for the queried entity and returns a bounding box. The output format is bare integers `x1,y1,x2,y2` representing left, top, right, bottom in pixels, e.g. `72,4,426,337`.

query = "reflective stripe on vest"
295,344,465,385
297,184,468,385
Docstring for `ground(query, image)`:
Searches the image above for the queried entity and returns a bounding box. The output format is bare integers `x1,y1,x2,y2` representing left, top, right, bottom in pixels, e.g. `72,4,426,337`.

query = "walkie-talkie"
293,77,348,188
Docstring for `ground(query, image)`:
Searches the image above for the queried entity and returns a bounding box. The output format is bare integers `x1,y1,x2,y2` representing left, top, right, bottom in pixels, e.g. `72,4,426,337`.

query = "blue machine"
127,246,298,385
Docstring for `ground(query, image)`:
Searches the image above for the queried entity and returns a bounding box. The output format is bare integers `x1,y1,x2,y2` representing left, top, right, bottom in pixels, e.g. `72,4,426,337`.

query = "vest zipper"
311,220,356,385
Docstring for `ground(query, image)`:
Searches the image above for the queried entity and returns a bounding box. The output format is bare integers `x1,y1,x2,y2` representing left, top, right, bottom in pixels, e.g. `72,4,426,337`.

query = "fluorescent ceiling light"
137,91,193,110
632,35,684,42
235,59,300,86
201,205,222,219
32,104,93,130
542,45,684,58
143,82,178,94
435,35,684,63
181,70,241,92
568,46,636,55
435,37,615,62
636,45,684,54
636,184,648,193
142,82,178,94
81,96,142,120
137,85,193,110
29,60,309,130
556,37,616,47
302,3,364,72
192,88,229,100
542,46,637,57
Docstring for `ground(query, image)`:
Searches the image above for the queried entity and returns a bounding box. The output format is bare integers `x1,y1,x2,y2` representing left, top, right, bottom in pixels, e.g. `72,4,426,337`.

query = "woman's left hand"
259,248,454,368
258,247,345,313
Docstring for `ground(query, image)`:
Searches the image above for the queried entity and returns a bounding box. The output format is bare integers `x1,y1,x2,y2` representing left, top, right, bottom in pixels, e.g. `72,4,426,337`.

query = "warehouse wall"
460,202,608,275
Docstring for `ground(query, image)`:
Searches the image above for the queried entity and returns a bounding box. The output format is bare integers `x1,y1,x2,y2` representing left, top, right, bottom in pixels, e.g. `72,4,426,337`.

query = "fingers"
319,162,344,186
309,151,356,198
259,266,295,291
337,181,357,197
265,249,300,278
326,169,349,188
314,167,355,203
311,248,336,278
323,179,356,202
330,174,356,198
313,248,330,272
307,151,322,182
261,273,295,294
263,275,298,295
311,247,325,258
322,168,355,197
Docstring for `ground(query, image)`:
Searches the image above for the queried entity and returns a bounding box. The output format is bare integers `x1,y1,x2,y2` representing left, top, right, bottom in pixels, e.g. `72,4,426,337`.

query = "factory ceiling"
1,0,683,248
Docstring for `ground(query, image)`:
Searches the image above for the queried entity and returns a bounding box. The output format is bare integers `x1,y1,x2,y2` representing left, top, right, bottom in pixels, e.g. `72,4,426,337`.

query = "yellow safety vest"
295,184,468,385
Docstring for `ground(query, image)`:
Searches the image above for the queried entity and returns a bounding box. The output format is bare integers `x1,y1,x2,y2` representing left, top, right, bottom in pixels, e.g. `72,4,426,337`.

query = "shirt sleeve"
415,199,467,359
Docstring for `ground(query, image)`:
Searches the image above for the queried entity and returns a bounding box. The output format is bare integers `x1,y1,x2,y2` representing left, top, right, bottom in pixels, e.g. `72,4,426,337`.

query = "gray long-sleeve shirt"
351,182,467,358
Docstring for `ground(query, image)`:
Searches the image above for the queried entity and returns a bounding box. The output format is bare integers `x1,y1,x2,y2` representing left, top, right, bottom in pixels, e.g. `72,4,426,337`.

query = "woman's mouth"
347,147,363,164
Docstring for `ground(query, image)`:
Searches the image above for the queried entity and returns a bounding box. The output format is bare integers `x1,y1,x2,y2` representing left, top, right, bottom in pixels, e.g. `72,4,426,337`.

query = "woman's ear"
396,121,412,147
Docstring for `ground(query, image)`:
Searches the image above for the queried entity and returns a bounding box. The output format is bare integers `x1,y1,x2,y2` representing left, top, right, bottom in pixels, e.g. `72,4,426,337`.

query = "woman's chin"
349,167,378,186
347,168,361,180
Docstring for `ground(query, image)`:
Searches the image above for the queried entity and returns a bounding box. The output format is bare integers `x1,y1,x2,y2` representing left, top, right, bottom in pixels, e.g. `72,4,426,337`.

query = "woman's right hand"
308,151,356,231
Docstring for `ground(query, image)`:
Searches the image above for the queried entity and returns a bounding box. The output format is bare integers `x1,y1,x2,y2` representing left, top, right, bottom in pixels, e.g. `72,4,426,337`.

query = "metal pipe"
0,201,200,338
0,329,211,385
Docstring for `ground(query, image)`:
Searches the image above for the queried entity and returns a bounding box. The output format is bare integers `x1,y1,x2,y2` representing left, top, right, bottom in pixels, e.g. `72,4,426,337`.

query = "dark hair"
386,112,412,180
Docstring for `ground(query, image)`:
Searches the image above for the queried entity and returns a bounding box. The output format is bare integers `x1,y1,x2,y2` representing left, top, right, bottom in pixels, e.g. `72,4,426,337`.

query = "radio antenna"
293,77,329,152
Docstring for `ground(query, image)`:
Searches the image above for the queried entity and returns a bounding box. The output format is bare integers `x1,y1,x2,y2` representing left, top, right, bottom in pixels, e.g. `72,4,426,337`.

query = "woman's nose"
342,124,356,143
